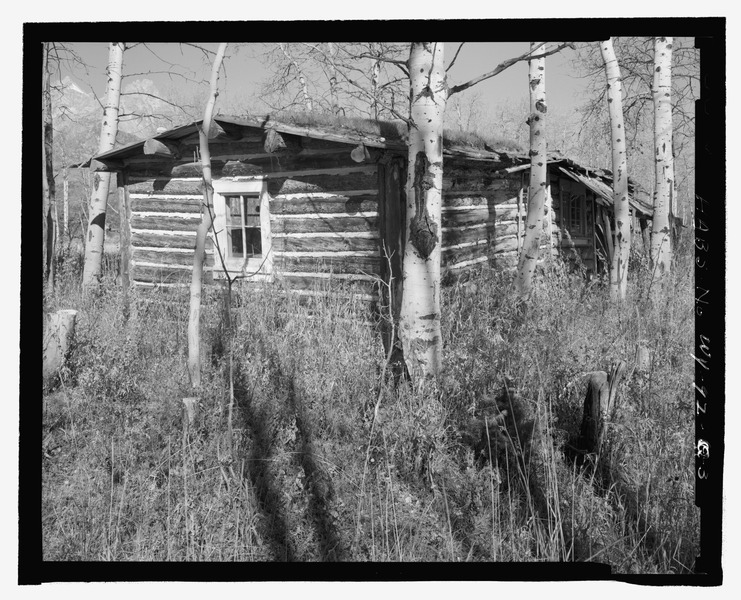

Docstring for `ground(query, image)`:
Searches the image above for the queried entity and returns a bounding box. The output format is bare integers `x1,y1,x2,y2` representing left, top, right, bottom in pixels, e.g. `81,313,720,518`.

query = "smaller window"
561,187,587,236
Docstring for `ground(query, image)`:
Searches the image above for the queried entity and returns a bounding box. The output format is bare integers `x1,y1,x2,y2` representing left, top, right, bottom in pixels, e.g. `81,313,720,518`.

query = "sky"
65,42,590,125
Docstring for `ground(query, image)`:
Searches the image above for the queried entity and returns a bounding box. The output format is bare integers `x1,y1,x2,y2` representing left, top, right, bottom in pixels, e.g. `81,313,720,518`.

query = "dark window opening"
561,189,587,236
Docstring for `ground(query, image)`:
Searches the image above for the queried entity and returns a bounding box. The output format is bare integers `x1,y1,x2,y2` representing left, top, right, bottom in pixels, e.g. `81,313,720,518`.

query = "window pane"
244,227,262,256
226,196,242,228
245,196,260,215
228,196,242,216
222,193,263,262
230,227,244,256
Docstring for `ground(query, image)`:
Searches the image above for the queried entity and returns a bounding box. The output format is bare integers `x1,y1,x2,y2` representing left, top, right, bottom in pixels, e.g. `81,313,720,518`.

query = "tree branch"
446,42,466,72
449,42,573,96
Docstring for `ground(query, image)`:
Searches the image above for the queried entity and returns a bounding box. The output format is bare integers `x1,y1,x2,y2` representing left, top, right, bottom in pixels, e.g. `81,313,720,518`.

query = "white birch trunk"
600,38,631,300
82,42,124,288
515,42,548,296
63,171,69,241
399,42,446,381
42,42,56,286
188,42,228,389
651,36,673,277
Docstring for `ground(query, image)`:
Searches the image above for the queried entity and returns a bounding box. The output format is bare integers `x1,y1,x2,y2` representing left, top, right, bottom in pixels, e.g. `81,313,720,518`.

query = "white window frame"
211,179,273,281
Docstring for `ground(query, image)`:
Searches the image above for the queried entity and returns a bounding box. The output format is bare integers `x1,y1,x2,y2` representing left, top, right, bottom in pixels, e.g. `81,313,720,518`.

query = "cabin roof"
88,114,652,217
91,113,524,165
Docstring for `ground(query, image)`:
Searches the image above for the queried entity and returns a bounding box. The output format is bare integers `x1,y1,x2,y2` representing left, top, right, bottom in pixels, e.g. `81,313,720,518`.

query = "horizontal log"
267,171,378,196
221,161,272,177
130,196,204,213
442,224,496,246
212,147,350,162
128,178,204,195
442,193,497,207
444,255,490,272
272,236,379,253
276,273,379,297
494,220,521,238
441,243,490,267
271,215,378,234
443,175,522,194
496,205,526,221
167,160,264,178
131,230,210,250
131,215,202,232
441,207,495,228
177,148,363,174
132,264,214,286
493,235,520,254
270,195,379,215
274,254,382,275
295,136,370,151
177,129,245,148
232,117,399,150
132,249,214,268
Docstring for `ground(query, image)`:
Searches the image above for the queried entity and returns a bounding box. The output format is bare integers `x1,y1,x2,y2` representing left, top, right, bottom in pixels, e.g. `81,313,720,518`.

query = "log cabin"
87,114,652,301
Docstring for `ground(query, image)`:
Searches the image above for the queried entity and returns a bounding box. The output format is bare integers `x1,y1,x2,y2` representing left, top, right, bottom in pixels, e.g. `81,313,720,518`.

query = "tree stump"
578,361,626,455
182,397,198,429
43,309,78,387
635,340,650,373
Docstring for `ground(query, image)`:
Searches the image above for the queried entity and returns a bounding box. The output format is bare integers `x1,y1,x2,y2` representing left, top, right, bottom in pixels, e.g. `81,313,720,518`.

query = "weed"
42,244,697,570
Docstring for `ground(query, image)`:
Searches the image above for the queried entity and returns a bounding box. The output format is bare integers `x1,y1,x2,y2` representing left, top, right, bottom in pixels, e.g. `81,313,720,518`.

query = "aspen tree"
399,42,446,380
651,36,674,277
82,42,124,289
515,42,548,297
42,42,56,285
600,38,631,300
188,42,228,389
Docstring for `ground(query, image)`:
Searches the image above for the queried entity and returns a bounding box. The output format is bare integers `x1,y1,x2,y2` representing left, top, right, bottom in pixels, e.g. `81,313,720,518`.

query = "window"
560,181,587,236
212,180,272,280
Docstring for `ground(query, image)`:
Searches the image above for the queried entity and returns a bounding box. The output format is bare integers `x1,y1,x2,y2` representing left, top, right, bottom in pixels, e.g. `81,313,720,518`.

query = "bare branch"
352,53,409,67
449,42,573,96
446,42,466,72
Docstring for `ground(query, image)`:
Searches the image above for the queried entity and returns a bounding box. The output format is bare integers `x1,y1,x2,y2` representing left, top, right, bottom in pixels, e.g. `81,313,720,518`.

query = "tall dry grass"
42,240,697,570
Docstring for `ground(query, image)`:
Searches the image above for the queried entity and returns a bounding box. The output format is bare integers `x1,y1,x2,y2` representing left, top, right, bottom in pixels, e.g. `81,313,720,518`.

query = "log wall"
124,131,383,300
127,175,214,287
441,160,558,274
120,126,578,296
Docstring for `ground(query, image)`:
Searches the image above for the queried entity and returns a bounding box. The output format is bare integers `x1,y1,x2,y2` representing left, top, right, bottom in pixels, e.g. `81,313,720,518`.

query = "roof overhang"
81,115,515,169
